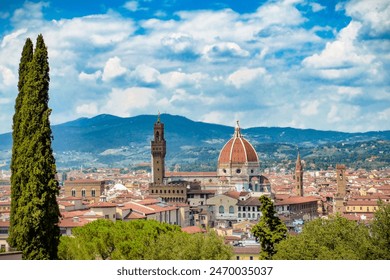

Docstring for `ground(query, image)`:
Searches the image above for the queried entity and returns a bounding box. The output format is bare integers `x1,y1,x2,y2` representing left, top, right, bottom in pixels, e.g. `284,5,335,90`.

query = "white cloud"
78,70,102,82
1,28,27,48
310,3,326,13
102,56,127,82
227,67,267,89
203,42,250,61
302,21,373,69
76,103,99,116
161,33,199,59
101,87,156,116
131,64,160,84
0,66,16,87
345,0,390,37
123,1,139,12
159,71,207,89
300,100,320,116
327,104,360,124
252,0,306,27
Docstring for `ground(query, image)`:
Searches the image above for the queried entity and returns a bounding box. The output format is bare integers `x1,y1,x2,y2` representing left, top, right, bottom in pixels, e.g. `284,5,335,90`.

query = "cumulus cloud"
123,1,139,12
160,33,199,60
344,0,390,38
76,103,99,116
252,0,306,27
131,64,160,85
1,28,27,48
203,42,250,62
0,66,16,87
300,100,320,116
0,0,388,134
227,67,267,89
102,56,127,82
101,87,156,116
78,70,102,82
159,71,207,89
309,3,326,13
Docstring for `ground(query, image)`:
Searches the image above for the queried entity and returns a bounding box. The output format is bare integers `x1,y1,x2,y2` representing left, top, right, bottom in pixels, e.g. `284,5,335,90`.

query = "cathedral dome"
218,121,259,165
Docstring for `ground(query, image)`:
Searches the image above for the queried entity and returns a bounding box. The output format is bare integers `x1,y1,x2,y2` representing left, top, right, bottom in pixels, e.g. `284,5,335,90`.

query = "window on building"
238,206,241,211
200,194,205,198
71,189,76,197
229,206,234,214
236,256,240,260
105,215,109,219
81,189,86,197
219,206,224,214
243,213,246,218
91,189,96,197
238,213,241,218
249,256,254,260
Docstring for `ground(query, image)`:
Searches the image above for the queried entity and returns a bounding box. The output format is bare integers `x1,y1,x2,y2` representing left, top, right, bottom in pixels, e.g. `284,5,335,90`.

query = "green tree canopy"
58,219,232,260
370,201,390,259
251,195,287,260
273,214,375,260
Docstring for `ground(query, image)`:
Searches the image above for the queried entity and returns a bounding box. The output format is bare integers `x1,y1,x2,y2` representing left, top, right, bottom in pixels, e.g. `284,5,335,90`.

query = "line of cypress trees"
8,34,61,260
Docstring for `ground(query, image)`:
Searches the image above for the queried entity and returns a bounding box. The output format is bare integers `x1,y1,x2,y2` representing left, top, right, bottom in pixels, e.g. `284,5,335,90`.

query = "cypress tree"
8,34,61,259
251,195,287,260
8,38,34,249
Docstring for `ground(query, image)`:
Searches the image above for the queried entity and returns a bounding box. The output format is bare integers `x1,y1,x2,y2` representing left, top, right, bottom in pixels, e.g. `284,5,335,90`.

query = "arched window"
238,213,241,218
219,206,224,214
81,189,86,197
71,189,76,197
229,206,234,214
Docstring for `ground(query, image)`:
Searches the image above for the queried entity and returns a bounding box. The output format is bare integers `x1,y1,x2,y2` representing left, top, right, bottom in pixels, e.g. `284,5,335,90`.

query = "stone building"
63,179,105,203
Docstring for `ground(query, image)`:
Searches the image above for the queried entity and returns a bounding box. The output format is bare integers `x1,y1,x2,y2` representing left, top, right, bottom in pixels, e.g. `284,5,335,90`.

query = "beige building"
206,191,241,226
63,179,105,203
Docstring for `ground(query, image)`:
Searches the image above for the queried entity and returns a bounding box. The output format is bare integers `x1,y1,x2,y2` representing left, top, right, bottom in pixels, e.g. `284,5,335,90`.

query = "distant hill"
0,113,389,170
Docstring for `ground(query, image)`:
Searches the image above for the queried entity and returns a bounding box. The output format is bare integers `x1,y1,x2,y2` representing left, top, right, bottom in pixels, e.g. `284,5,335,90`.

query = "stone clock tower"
151,113,166,184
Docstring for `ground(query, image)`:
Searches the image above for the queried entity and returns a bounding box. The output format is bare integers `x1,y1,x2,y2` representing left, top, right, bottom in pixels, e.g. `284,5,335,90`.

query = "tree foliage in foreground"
273,214,375,260
251,195,287,260
58,219,232,260
273,204,390,260
8,35,60,260
370,201,390,259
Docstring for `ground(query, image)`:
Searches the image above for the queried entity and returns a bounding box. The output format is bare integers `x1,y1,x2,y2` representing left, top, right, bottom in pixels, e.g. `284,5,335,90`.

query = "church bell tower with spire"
295,151,304,196
151,113,166,184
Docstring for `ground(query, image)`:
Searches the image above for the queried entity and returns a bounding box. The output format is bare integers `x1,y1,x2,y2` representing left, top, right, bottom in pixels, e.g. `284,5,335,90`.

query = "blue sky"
0,0,389,134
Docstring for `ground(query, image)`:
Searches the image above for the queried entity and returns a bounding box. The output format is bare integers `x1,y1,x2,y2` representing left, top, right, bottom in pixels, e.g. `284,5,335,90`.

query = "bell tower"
334,164,347,213
295,151,304,196
151,113,166,184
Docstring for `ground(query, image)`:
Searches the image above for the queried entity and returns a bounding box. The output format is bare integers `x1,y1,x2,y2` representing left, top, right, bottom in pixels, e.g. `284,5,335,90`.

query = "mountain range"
0,114,389,170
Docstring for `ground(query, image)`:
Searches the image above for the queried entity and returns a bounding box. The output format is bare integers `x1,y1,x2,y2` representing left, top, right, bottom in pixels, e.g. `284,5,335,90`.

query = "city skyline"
0,0,389,134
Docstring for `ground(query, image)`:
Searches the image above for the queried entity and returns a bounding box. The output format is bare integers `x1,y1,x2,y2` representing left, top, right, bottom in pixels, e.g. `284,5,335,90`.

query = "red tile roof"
89,202,117,208
181,226,206,234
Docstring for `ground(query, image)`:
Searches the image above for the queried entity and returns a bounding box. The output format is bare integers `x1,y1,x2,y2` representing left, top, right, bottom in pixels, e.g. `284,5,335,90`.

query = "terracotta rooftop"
275,196,319,206
89,202,117,208
166,172,217,177
181,226,206,234
237,197,261,206
218,122,259,165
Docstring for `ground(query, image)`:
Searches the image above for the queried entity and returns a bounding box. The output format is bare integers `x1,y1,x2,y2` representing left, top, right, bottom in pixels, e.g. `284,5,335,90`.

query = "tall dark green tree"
8,34,61,259
8,38,33,249
251,195,287,260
